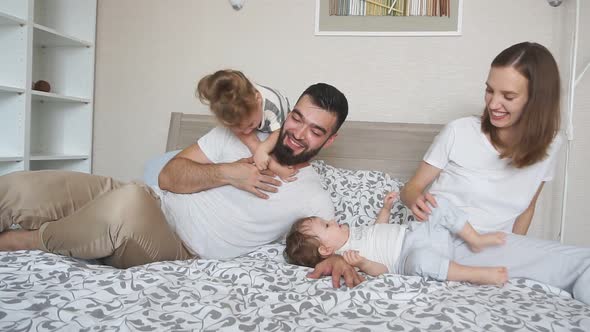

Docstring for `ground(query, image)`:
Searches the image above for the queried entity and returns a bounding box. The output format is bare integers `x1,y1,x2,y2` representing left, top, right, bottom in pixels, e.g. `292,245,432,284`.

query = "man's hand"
307,255,365,288
224,157,282,199
409,192,438,221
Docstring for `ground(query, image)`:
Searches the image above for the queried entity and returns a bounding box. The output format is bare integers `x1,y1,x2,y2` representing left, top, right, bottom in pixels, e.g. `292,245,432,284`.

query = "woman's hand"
401,161,443,221
409,192,438,221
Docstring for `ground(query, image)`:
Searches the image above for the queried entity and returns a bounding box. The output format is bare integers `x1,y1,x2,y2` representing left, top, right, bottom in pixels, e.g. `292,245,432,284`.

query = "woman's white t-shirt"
424,116,563,233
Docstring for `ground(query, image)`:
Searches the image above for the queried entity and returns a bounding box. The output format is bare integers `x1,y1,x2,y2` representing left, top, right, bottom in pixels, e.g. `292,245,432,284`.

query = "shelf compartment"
32,90,90,103
34,0,96,43
34,24,93,47
30,159,90,173
0,24,27,89
0,160,24,176
30,154,88,161
0,156,23,162
33,43,94,98
0,1,27,22
30,101,92,157
0,92,25,157
0,85,25,94
0,11,26,25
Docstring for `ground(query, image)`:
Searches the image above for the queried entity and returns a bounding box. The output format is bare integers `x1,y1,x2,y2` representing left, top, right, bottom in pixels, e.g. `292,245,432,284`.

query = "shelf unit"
0,0,96,176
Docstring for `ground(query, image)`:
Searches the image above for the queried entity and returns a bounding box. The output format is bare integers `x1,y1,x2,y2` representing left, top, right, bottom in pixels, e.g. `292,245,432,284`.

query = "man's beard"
272,131,325,166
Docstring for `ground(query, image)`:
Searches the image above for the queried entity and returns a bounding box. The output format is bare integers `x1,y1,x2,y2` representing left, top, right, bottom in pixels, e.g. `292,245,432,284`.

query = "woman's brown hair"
196,69,258,127
284,217,325,267
481,42,561,168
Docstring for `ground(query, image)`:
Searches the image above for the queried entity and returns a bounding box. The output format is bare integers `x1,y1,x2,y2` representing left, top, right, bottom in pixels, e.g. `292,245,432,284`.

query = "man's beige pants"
0,171,194,268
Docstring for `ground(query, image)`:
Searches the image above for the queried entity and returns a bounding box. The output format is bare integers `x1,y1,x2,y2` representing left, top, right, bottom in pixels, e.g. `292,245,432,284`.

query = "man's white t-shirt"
153,127,335,259
424,116,563,233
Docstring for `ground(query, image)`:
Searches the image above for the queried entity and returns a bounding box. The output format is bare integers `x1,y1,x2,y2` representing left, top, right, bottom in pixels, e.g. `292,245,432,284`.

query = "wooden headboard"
166,112,442,180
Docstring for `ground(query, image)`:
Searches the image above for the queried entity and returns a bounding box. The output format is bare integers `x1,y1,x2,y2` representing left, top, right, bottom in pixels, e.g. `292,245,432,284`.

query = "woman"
402,41,561,235
310,42,589,304
399,42,589,305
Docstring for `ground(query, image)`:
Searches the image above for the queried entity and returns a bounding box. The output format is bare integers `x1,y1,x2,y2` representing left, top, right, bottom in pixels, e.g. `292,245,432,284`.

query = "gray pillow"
311,160,413,227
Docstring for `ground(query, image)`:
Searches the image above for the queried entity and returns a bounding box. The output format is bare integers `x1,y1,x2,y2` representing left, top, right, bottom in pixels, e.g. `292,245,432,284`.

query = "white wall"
562,0,590,246
93,0,579,241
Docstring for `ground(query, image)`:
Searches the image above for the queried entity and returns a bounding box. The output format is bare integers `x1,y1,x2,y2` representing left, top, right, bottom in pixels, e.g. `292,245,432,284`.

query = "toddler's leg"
458,222,506,252
401,248,450,281
428,197,504,252
447,261,508,286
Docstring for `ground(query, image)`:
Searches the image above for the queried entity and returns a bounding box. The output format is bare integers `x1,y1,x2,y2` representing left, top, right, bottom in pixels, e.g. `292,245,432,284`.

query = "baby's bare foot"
468,232,506,252
469,266,508,286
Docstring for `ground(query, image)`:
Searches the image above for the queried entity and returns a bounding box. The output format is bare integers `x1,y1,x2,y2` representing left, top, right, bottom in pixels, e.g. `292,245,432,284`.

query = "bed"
1,113,589,331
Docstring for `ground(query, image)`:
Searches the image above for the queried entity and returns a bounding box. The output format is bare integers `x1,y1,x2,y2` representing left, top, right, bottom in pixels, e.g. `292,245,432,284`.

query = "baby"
197,69,295,180
284,192,508,285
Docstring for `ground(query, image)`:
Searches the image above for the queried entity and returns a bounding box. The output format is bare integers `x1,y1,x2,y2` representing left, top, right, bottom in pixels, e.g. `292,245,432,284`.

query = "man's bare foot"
467,266,508,286
0,230,41,251
467,232,506,252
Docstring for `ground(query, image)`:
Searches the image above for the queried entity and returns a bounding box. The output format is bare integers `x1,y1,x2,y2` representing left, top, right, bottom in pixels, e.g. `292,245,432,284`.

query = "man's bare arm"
158,143,281,198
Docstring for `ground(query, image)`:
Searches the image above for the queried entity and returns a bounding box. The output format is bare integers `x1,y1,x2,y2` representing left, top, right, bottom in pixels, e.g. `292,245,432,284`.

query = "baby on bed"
284,192,508,285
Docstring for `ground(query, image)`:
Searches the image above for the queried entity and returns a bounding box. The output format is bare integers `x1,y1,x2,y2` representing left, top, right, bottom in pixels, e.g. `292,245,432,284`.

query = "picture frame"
315,0,463,36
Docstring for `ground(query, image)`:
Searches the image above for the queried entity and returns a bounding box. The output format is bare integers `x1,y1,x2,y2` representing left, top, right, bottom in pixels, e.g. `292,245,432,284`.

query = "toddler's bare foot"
0,230,41,251
468,266,508,286
468,232,506,252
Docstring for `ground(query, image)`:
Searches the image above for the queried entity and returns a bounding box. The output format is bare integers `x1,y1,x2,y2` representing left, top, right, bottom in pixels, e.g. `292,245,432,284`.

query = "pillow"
311,160,414,227
143,150,180,186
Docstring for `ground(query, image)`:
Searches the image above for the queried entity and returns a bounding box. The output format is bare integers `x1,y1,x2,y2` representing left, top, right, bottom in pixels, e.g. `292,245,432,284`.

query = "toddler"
197,69,295,180
285,192,509,285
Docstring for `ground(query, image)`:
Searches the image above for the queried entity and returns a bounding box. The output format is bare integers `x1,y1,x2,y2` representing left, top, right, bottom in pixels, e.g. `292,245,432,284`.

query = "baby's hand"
343,250,365,267
383,192,399,210
268,158,298,182
253,149,271,171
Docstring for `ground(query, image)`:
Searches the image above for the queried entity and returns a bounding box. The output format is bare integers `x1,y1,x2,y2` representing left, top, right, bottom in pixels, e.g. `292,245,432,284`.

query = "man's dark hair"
298,83,348,134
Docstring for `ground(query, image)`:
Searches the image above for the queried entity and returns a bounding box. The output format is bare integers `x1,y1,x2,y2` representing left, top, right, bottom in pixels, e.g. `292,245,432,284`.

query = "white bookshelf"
0,0,96,176
0,1,27,21
0,11,26,25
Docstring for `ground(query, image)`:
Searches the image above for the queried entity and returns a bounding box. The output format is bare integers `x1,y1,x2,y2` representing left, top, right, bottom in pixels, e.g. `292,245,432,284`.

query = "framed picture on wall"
315,0,463,36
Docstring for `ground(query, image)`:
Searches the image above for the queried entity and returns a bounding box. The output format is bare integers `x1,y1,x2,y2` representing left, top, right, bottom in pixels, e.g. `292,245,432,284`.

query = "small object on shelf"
33,80,51,92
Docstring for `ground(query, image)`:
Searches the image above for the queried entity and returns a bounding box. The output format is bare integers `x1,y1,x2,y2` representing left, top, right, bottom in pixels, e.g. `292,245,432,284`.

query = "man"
0,83,363,287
